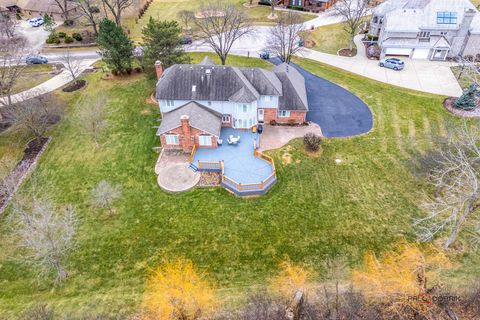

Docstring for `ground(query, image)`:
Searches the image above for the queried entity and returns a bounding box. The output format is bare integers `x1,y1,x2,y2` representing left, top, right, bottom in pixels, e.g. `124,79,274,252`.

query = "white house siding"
463,34,480,56
257,96,279,109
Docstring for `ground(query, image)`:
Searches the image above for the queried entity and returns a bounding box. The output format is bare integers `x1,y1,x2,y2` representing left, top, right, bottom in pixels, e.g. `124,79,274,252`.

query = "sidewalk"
0,59,98,105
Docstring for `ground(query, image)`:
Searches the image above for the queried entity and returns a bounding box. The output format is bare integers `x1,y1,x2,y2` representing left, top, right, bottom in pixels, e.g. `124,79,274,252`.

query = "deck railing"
189,145,197,163
197,160,222,171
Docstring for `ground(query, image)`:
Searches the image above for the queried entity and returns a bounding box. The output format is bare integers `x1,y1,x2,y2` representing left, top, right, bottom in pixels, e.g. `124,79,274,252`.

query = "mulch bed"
62,80,86,92
338,48,357,57
198,171,222,187
0,137,50,214
443,97,480,118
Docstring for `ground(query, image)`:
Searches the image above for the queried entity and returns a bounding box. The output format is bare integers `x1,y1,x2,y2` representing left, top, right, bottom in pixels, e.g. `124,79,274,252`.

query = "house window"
278,110,291,118
198,135,212,146
242,104,248,113
165,134,179,145
222,115,230,123
437,12,457,25
263,95,273,102
418,31,430,40
165,100,174,107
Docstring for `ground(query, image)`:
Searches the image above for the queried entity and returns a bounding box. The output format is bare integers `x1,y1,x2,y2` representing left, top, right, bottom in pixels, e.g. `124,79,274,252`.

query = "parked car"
28,17,44,27
26,55,48,64
180,35,192,45
379,58,405,71
259,51,270,59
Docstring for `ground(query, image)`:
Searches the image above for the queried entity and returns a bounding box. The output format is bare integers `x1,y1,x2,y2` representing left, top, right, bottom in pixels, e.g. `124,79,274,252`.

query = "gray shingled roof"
156,101,222,137
156,64,259,103
239,68,282,96
273,63,308,111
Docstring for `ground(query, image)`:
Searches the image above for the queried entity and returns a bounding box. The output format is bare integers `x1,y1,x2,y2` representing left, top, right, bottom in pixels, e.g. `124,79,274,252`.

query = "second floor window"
418,31,430,40
166,100,174,107
437,12,457,25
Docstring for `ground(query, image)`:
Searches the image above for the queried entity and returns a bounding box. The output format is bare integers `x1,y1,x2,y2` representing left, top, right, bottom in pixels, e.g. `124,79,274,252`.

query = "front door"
258,109,264,122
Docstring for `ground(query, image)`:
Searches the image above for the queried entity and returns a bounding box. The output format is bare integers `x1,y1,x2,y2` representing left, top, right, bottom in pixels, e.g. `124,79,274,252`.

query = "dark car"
181,35,192,45
26,55,48,64
259,51,270,59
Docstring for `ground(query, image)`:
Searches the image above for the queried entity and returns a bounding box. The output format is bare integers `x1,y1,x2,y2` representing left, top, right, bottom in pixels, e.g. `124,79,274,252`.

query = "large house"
155,57,308,152
369,0,480,60
0,0,80,21
261,0,336,13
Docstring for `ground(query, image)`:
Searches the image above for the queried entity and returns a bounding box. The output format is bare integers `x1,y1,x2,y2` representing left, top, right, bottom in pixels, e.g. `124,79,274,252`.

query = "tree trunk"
220,55,227,65
54,260,68,282
349,35,354,52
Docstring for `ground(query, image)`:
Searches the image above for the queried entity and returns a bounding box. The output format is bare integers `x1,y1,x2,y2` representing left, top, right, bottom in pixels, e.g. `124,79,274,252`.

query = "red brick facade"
274,0,336,13
160,116,217,152
259,108,306,124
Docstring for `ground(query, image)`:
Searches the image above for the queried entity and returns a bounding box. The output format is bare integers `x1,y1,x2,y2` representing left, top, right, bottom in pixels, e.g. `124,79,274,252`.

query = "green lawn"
450,65,478,90
10,64,53,95
125,0,316,41
0,52,478,317
302,22,354,55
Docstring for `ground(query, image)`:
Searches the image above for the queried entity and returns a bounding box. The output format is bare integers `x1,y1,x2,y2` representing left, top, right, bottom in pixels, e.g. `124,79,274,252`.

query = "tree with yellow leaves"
271,259,315,300
352,242,451,317
142,258,218,320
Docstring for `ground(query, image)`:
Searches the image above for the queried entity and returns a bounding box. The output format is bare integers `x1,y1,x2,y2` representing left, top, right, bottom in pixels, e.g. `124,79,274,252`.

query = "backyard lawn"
0,52,478,317
125,0,316,41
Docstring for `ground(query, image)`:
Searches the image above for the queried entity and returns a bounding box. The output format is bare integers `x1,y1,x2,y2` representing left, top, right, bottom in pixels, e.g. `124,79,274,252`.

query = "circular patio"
157,163,200,193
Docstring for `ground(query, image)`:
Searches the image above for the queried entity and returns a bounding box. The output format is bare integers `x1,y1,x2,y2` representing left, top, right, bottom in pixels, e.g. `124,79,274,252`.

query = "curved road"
271,57,373,137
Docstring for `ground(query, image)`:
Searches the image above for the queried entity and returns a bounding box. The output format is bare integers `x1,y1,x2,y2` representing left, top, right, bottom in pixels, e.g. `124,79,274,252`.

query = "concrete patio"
192,128,274,185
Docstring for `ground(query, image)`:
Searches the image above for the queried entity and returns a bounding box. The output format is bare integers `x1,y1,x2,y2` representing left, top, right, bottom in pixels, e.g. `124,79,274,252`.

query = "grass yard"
0,52,479,317
125,0,316,41
10,64,53,95
301,22,354,55
450,65,478,90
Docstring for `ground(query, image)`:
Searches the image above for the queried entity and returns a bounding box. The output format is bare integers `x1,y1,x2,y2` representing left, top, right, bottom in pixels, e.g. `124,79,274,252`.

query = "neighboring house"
264,0,336,13
0,0,80,21
369,0,480,60
155,56,308,152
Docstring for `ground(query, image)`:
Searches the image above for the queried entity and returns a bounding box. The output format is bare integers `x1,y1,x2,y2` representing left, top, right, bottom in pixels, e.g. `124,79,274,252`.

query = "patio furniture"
217,139,223,146
227,136,241,145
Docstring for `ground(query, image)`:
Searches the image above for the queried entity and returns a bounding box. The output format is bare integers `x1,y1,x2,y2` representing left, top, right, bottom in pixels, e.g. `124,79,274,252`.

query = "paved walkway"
0,59,98,105
258,123,323,152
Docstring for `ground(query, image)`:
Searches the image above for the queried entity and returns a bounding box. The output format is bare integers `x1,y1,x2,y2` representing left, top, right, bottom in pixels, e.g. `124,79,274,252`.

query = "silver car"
379,58,405,71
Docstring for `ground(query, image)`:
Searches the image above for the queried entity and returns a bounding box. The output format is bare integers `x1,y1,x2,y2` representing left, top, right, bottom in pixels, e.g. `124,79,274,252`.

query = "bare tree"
11,196,77,283
0,37,27,108
266,11,304,63
0,11,16,39
100,0,133,26
414,122,480,248
52,0,73,21
78,94,107,147
193,1,253,65
330,0,370,52
61,51,82,83
91,180,122,215
177,10,194,33
6,94,62,140
76,0,103,35
456,53,480,88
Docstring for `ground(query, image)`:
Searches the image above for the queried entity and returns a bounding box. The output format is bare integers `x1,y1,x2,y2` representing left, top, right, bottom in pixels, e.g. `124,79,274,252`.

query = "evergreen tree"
455,84,478,111
141,18,190,79
96,19,134,74
43,14,55,33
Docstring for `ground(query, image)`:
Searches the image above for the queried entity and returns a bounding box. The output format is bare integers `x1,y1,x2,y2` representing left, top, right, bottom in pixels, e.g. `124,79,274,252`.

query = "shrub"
46,33,60,44
269,120,277,126
63,19,74,26
287,119,297,126
58,32,66,38
72,33,83,41
64,36,74,44
455,84,478,111
366,34,379,41
303,132,322,152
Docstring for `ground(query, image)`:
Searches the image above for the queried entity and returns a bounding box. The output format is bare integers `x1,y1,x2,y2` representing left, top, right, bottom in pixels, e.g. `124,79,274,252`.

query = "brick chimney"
155,60,163,79
181,115,192,152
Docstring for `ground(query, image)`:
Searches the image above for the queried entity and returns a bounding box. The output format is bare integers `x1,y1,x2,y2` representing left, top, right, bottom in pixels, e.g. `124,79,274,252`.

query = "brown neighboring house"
0,0,80,21
273,0,336,13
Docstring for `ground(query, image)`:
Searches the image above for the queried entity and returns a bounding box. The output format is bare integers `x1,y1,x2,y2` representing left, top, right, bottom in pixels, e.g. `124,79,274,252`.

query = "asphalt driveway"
271,58,373,137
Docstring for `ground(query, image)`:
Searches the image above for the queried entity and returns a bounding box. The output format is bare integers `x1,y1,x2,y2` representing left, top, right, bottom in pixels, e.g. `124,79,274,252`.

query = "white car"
28,17,44,27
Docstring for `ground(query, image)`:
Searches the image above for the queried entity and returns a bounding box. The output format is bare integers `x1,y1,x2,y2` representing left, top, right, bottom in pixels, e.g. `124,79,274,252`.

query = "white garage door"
385,48,412,56
412,48,430,59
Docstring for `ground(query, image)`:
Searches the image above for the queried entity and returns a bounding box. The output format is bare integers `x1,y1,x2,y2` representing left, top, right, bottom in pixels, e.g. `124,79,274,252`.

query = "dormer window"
437,12,457,25
418,31,430,41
